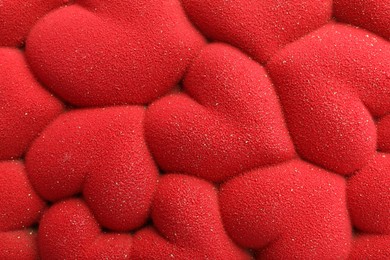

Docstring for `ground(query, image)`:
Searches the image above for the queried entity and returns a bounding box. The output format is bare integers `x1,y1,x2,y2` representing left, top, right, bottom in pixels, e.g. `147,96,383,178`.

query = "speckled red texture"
149,174,250,259
132,227,201,260
378,115,390,152
25,1,205,107
145,43,295,182
348,235,390,259
38,199,100,259
0,48,63,160
0,230,39,260
219,160,351,258
0,0,67,47
333,0,390,40
0,161,45,232
85,234,132,260
132,174,250,259
0,0,389,259
181,0,332,63
347,153,390,234
26,106,158,231
267,23,389,174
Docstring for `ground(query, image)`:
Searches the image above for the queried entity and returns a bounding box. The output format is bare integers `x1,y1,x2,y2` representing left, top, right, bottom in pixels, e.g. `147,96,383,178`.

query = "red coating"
38,199,100,259
0,0,66,47
219,159,351,258
26,106,158,231
334,0,390,40
137,174,251,260
132,227,200,260
85,234,133,260
0,48,63,160
0,0,389,258
0,161,45,232
378,115,390,152
267,23,390,174
180,0,332,63
145,43,295,182
0,230,38,260
347,153,390,234
25,1,205,106
348,235,390,260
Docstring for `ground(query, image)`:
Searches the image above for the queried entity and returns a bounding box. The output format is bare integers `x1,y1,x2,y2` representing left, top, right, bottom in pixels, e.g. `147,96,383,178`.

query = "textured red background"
0,0,389,259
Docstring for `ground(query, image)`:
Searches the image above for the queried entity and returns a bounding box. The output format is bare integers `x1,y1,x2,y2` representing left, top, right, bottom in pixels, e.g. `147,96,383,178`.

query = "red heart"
219,159,351,259
267,23,389,174
145,43,295,182
26,106,158,232
25,1,205,106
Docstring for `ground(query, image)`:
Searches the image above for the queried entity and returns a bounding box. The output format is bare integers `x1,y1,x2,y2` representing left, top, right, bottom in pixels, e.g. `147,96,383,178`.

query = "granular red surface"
0,0,389,259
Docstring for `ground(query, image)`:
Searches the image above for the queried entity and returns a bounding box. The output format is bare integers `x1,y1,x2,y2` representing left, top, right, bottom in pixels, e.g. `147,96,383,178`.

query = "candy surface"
0,0,389,258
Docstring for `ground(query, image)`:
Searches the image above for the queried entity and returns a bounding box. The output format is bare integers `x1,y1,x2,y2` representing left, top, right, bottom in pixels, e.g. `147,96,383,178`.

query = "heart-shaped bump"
25,1,205,107
145,43,295,182
26,106,158,231
219,160,351,259
181,0,332,63
0,48,63,160
267,23,389,174
133,174,251,260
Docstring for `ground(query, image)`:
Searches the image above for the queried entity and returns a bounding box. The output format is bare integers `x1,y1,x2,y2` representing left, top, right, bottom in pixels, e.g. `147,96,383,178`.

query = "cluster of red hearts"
1,0,389,259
